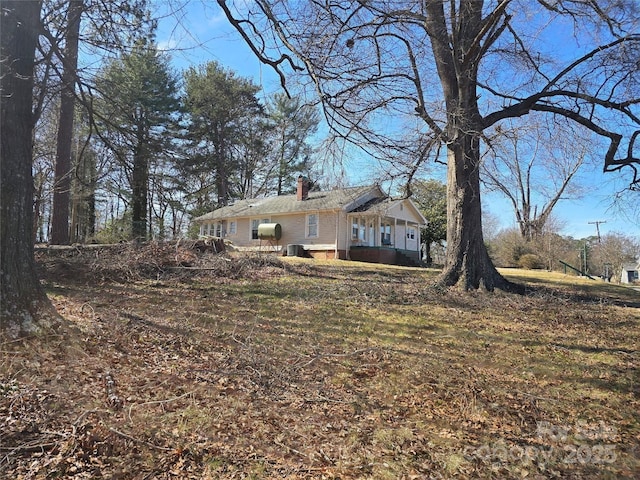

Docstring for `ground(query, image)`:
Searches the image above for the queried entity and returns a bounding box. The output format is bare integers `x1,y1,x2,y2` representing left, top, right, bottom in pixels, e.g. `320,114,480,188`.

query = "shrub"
518,253,543,269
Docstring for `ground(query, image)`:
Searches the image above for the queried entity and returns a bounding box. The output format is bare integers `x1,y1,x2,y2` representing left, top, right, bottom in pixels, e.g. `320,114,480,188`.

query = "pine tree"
1,1,62,336
95,38,180,240
183,61,264,207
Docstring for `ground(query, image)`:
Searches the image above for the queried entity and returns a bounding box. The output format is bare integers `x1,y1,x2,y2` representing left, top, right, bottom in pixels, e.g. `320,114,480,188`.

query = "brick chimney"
297,175,309,201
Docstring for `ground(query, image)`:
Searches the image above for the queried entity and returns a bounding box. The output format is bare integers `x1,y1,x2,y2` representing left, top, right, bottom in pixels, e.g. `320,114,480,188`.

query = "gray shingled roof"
194,185,383,221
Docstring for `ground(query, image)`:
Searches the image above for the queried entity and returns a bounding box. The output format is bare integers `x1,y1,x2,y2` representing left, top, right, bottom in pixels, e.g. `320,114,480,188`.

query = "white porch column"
334,210,339,259
346,214,351,259
394,218,397,246
404,219,408,250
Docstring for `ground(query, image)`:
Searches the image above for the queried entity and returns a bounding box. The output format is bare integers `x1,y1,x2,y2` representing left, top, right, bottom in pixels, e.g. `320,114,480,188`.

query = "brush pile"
35,241,288,283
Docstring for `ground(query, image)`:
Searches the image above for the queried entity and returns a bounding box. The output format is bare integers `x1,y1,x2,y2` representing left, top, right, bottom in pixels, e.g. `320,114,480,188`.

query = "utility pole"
588,220,606,243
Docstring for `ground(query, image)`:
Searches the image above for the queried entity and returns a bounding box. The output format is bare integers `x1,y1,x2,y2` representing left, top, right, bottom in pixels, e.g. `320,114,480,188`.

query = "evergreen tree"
183,61,264,207
95,37,180,240
1,1,62,336
265,93,319,195
50,0,82,245
39,0,154,244
410,179,447,265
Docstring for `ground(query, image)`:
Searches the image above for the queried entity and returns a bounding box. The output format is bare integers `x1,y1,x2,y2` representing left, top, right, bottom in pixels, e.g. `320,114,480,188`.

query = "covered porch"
345,209,423,265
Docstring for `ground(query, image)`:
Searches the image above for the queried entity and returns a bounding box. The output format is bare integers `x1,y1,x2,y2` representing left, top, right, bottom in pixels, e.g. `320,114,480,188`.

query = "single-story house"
620,261,640,284
194,177,428,266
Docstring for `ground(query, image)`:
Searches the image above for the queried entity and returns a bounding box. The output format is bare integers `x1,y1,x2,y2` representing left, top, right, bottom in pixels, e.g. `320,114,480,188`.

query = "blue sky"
154,1,639,241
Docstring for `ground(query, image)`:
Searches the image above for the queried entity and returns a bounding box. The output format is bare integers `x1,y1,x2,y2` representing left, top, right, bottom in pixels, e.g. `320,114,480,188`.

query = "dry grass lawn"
1,244,638,479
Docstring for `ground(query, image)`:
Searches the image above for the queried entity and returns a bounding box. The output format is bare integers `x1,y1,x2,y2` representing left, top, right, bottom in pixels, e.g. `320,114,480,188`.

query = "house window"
228,221,236,235
251,218,270,239
407,227,416,240
360,219,366,241
381,223,391,245
306,213,318,238
205,221,226,237
352,219,359,239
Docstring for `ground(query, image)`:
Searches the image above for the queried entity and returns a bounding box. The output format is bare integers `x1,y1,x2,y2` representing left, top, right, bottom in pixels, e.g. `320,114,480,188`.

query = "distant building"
620,261,640,284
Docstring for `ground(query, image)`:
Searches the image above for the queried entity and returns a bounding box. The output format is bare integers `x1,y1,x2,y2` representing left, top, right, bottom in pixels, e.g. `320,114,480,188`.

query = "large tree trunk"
50,0,82,245
426,1,520,293
438,133,520,292
1,1,62,337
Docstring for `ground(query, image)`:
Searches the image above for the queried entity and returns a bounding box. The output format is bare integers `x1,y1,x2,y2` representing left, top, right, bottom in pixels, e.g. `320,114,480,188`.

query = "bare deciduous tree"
482,116,594,240
588,232,639,280
219,0,640,291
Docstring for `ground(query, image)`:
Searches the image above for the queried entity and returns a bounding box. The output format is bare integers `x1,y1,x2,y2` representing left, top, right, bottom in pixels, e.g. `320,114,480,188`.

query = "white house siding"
389,222,419,251
384,201,424,223
317,211,340,247
214,211,341,252
392,222,403,248
406,226,419,251
271,214,307,246
270,211,339,248
336,211,350,251
234,218,251,243
378,201,422,251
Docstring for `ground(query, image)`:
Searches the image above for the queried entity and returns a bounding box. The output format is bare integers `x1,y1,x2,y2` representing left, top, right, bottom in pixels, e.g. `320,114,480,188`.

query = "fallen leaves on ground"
1,244,638,479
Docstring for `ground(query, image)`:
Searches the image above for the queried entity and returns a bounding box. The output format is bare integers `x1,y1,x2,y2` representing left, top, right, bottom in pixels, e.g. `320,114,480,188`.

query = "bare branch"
216,0,303,97
463,0,512,70
543,35,640,93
